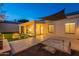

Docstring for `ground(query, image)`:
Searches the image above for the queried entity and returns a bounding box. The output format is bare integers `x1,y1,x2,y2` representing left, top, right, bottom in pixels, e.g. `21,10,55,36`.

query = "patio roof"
20,20,46,26
20,21,35,26
40,9,67,21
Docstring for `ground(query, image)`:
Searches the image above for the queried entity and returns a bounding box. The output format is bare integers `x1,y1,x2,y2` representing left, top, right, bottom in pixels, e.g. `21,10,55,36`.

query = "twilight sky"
2,3,79,21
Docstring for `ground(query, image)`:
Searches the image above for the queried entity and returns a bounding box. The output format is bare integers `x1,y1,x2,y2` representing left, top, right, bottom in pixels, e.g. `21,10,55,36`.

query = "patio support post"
24,26,26,34
26,26,28,34
19,26,21,34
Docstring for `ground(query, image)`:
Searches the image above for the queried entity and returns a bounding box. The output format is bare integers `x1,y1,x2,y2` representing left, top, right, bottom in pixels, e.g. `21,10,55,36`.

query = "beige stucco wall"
48,18,79,39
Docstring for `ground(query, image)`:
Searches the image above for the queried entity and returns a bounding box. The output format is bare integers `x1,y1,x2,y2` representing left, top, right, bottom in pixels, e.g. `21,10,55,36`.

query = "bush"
19,33,28,39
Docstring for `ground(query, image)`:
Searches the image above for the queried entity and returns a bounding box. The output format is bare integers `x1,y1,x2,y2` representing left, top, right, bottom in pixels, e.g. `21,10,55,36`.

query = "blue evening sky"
3,3,79,21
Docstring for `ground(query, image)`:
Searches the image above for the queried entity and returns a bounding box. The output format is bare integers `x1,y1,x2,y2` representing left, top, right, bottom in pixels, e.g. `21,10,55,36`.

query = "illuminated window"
65,23,75,33
48,24,54,33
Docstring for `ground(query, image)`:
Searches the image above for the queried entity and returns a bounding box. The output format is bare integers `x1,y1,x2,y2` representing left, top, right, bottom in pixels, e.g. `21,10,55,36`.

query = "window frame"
48,24,55,33
65,22,76,34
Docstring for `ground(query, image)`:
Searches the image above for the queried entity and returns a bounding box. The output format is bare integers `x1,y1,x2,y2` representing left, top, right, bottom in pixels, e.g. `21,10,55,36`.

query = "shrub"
19,33,28,39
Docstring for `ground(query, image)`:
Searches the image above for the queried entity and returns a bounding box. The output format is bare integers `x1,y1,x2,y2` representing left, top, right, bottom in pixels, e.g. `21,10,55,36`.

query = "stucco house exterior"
19,10,79,39
19,10,79,51
41,10,79,40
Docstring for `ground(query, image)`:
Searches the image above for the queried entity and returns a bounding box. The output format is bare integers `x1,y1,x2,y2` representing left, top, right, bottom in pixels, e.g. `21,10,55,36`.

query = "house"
20,9,79,40
20,9,78,39
41,9,79,40
0,21,19,39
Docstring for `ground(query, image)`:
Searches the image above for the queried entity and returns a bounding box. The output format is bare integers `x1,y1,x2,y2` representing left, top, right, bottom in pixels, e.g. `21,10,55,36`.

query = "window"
65,23,75,34
48,24,54,33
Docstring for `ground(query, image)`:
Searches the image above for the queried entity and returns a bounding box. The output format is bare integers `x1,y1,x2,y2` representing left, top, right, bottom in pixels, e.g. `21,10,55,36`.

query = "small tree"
18,19,29,23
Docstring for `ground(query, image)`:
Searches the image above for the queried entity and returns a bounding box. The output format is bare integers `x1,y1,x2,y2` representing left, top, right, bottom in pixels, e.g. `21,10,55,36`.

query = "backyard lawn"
4,33,13,42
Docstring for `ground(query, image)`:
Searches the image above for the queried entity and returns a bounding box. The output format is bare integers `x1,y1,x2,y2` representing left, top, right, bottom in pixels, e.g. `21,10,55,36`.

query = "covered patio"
19,21,53,40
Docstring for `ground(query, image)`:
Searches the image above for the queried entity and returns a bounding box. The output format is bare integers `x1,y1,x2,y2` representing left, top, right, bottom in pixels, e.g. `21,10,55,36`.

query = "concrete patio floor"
9,35,48,55
14,43,71,56
1,34,79,56
12,35,79,56
14,43,54,56
13,43,79,56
